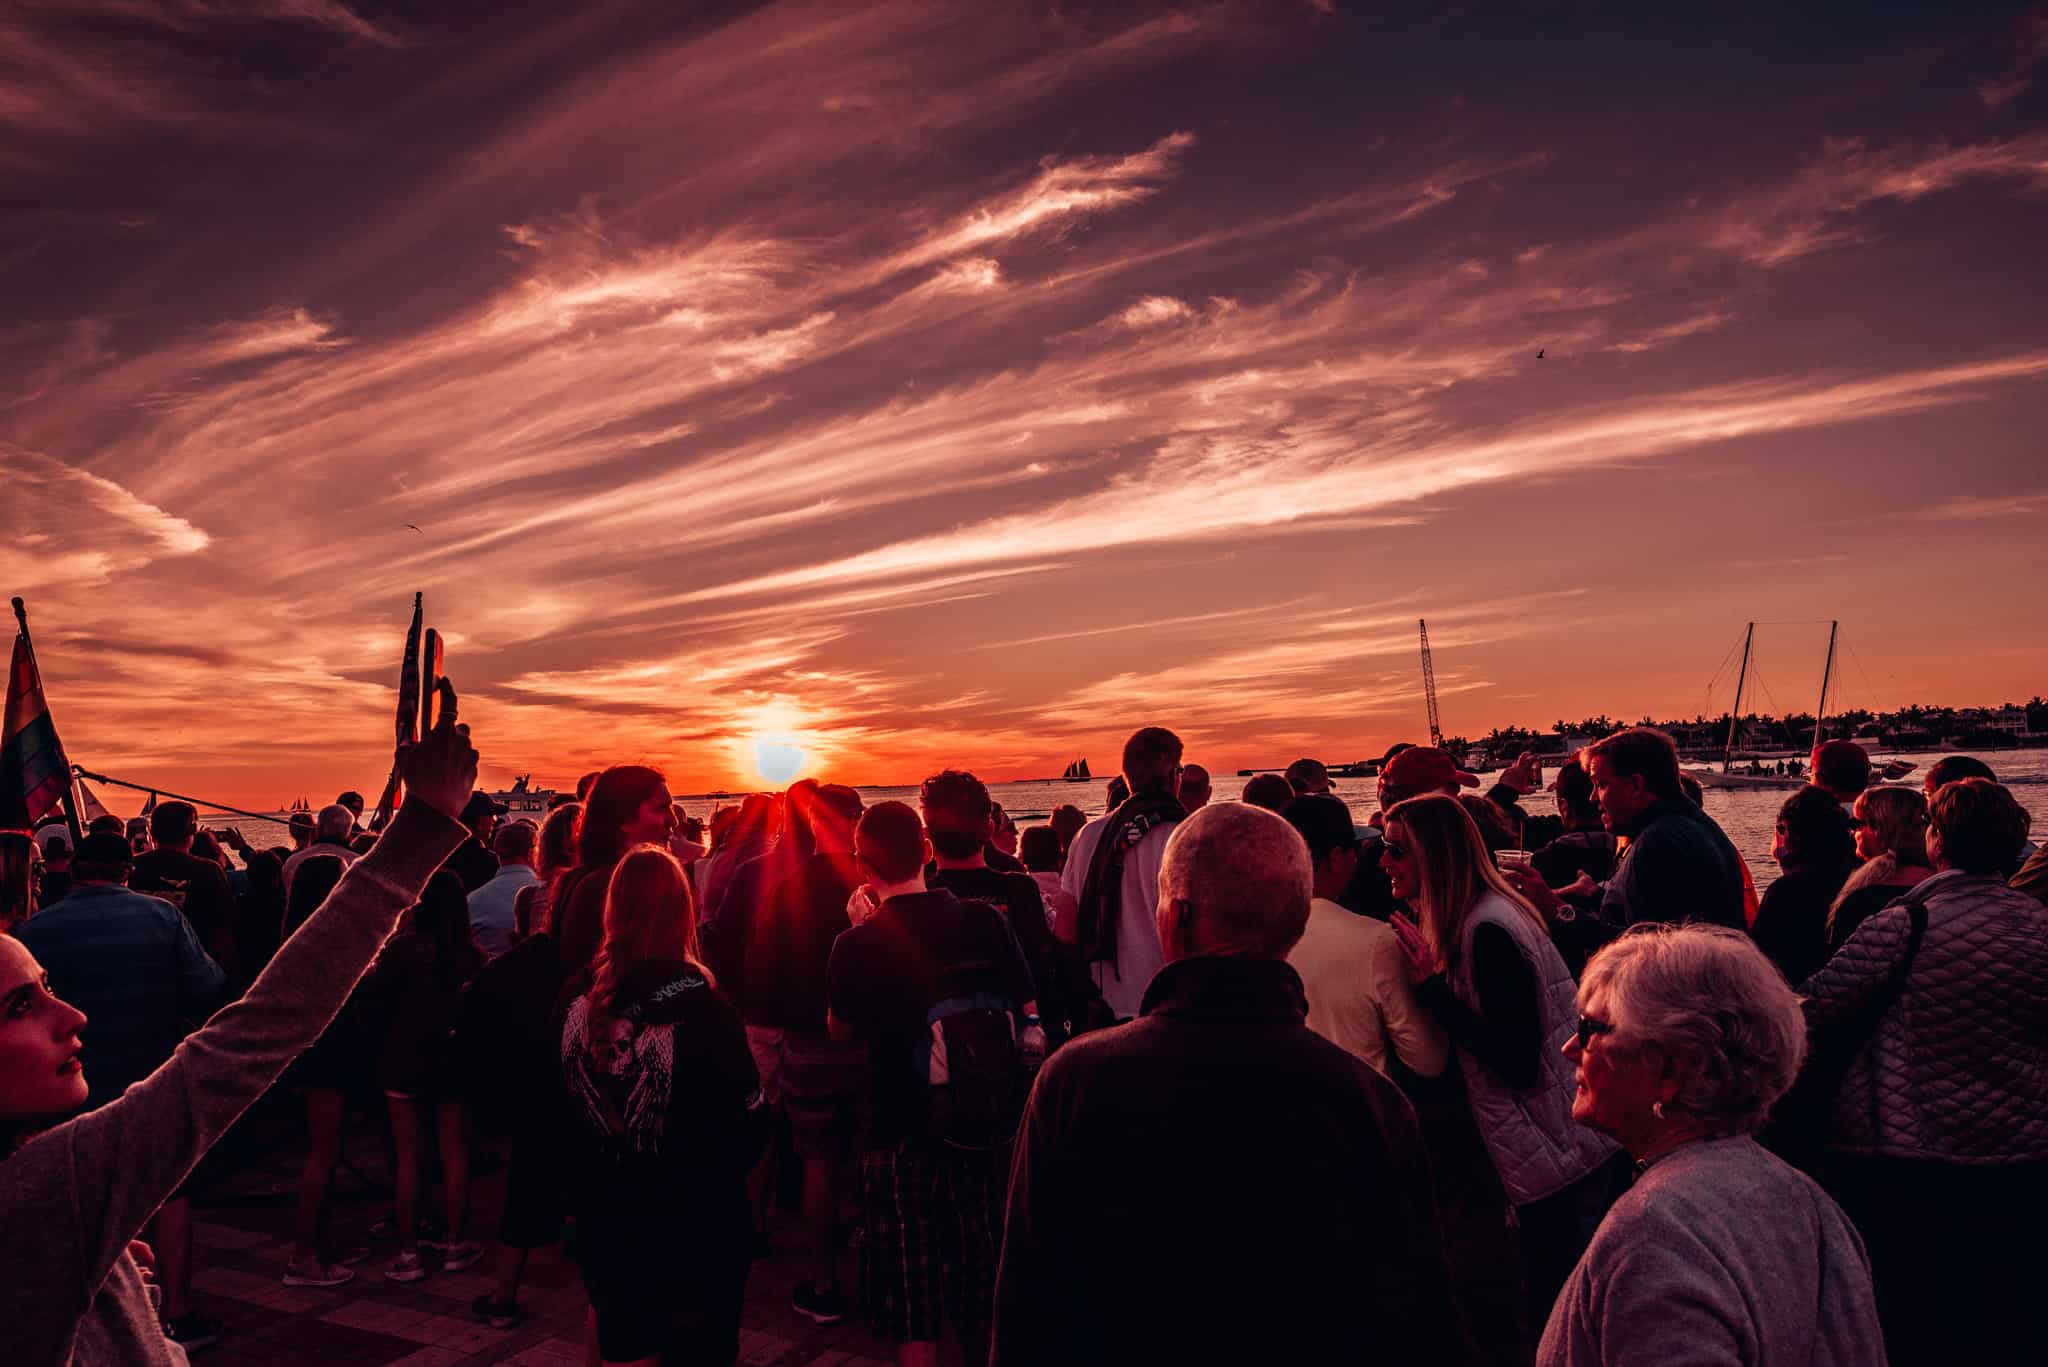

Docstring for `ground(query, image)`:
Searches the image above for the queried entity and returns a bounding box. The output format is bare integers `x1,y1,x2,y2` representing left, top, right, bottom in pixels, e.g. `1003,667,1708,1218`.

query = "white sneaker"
283,1258,355,1288
384,1250,428,1283
439,1241,486,1273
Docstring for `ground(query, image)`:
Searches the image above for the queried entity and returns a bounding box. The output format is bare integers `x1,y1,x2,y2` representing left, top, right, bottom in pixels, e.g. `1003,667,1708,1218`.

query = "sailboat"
1061,758,1092,783
74,779,114,825
1690,622,1911,790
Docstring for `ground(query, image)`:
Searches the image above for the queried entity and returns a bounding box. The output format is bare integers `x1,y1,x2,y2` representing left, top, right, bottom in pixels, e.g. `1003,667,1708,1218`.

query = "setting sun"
750,739,809,786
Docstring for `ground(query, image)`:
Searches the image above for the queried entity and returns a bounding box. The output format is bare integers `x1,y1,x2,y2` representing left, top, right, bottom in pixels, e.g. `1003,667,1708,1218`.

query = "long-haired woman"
0,686,474,1362
1384,793,1625,1348
1827,786,1934,949
557,847,766,1367
366,870,486,1282
697,791,778,922
514,801,580,942
553,769,675,975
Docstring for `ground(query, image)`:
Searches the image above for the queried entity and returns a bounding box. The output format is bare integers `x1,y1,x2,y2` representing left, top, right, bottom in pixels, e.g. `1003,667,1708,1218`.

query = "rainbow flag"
2,625,71,834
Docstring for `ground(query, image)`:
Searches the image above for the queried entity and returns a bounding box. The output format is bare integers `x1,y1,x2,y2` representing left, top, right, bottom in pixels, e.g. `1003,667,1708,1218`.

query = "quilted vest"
1452,892,1620,1205
1816,871,2048,1162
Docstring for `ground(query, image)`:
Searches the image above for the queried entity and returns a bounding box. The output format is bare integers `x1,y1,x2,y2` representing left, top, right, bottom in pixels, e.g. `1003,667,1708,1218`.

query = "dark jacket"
1530,828,1619,890
991,956,1473,1367
443,838,500,895
550,859,619,978
555,959,767,1268
363,928,484,1096
452,931,567,1133
1596,798,1748,932
740,852,859,1033
17,884,228,1110
1750,858,1858,986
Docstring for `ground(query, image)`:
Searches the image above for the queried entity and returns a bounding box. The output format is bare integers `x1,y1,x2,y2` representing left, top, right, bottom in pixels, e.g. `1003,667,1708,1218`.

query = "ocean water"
172,750,2048,893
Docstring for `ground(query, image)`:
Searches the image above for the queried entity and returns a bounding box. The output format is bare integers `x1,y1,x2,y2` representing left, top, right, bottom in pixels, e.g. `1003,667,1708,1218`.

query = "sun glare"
751,738,809,785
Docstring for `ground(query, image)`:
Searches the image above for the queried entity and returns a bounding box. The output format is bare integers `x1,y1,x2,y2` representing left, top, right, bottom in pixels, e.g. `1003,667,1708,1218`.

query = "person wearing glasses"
1385,794,1626,1348
1825,786,1934,950
1539,924,1881,1366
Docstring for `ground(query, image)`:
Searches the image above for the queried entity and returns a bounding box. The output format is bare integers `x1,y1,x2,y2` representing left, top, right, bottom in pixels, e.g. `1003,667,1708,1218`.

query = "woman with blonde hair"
556,846,766,1367
1825,785,1933,949
1539,925,1880,1366
1385,793,1624,1345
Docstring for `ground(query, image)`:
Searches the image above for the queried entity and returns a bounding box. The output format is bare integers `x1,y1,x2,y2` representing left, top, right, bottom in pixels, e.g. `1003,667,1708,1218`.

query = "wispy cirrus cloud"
5,4,2046,803
1707,133,2048,266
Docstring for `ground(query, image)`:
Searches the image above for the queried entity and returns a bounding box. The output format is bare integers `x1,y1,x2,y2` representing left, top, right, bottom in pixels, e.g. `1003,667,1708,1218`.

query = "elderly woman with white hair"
1538,925,1881,1367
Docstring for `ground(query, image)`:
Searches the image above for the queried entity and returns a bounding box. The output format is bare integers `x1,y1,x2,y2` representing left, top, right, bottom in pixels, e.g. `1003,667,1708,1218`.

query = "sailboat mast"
1723,622,1753,770
1813,620,1838,751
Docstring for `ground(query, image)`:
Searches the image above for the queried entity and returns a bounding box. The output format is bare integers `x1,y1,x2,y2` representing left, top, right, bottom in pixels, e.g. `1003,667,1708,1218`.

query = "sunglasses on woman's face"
1381,840,1410,861
1575,1014,1617,1049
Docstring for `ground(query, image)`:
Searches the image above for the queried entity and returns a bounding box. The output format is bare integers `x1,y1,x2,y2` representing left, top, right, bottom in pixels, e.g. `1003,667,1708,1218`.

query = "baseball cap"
1382,746,1481,795
461,791,510,823
73,832,136,868
1282,794,1363,862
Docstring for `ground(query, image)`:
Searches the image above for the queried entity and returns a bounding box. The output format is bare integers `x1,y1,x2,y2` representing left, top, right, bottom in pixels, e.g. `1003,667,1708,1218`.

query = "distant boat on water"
1689,619,1915,790
487,773,557,818
1061,758,1091,782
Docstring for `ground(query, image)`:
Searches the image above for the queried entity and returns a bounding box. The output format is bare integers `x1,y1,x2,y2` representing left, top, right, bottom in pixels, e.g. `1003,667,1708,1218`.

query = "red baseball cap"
1382,746,1481,795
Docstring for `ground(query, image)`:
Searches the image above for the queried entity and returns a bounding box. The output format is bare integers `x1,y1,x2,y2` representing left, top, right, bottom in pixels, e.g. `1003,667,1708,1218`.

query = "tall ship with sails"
1061,758,1092,783
1692,621,1913,790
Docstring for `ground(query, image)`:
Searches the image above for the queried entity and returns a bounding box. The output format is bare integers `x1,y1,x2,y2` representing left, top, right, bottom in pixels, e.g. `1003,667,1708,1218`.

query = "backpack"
916,987,1027,1151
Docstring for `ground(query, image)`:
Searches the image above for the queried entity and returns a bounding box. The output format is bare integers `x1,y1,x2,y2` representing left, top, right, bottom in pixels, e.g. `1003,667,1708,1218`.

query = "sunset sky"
5,1,2047,805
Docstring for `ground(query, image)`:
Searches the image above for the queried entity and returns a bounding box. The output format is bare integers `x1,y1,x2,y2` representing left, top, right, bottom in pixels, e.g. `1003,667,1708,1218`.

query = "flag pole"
9,597,83,846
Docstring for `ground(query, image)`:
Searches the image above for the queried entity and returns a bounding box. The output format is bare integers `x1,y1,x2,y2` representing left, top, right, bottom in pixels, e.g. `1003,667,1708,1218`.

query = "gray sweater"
0,800,465,1367
1538,1137,1883,1367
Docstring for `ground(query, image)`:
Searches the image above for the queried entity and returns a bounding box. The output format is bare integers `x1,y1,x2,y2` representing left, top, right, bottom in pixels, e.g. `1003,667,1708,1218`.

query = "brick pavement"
179,1111,896,1367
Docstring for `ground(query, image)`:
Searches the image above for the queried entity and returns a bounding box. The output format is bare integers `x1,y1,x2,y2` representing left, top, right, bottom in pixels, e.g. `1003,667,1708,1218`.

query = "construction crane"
1418,618,1443,747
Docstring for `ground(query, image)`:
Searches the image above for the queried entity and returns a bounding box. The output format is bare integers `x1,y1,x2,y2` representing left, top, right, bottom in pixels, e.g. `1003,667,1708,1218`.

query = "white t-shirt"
1288,897,1447,1078
1060,816,1175,1020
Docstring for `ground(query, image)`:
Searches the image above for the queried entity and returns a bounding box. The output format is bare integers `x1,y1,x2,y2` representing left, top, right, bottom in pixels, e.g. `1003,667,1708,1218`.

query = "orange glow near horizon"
4,4,2046,809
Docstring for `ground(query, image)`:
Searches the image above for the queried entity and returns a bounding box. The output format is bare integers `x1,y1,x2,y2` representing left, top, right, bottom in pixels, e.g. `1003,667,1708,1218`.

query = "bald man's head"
315,804,354,843
1156,803,1311,962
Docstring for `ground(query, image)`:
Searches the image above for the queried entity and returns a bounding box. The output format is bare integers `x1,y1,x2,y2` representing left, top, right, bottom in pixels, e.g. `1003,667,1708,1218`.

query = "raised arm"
1,684,474,1339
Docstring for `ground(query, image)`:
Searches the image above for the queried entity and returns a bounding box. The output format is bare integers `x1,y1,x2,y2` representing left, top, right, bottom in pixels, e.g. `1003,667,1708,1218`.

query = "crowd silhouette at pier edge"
4,682,2047,1367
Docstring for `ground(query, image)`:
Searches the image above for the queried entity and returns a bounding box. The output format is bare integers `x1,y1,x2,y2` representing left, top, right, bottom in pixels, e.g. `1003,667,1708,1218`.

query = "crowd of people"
3,686,2046,1366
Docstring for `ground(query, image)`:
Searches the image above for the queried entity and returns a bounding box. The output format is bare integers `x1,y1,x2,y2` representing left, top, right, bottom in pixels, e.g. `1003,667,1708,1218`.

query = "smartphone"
421,628,445,730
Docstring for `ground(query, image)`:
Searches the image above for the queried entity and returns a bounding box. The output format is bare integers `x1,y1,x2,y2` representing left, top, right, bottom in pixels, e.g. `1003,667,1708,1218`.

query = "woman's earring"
1652,1101,1667,1120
